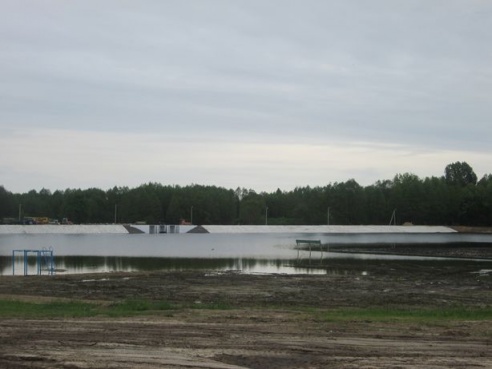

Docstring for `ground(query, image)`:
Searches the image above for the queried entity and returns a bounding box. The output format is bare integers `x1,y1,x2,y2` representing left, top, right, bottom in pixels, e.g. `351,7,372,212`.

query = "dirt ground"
1,253,492,368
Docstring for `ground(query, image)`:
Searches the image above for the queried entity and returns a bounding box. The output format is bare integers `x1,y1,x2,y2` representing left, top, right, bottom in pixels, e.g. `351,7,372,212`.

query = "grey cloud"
1,0,491,191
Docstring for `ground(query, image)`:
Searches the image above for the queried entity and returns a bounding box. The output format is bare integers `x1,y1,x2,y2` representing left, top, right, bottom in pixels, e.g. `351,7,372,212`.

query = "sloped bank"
0,224,129,234
0,224,458,235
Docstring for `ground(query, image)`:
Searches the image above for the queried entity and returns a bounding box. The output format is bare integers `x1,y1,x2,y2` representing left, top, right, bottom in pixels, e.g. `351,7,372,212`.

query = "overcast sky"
1,1,491,193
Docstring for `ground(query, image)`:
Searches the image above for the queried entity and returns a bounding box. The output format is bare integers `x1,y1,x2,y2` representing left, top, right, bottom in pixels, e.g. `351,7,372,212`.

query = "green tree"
84,188,110,223
390,173,425,224
0,185,16,221
364,180,392,224
444,161,478,187
166,193,183,224
329,180,365,224
239,191,266,225
421,176,450,225
1,160,490,227
476,174,492,225
62,189,87,223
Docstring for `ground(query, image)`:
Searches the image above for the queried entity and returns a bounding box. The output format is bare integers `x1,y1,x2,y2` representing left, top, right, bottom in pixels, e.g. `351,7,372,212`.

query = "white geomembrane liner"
0,224,456,234
195,225,456,234
0,225,128,234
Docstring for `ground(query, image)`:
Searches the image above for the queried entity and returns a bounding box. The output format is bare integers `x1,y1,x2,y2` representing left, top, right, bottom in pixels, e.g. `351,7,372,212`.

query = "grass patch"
191,301,231,310
4,298,487,322
319,307,492,322
105,299,175,317
0,298,232,319
0,300,98,318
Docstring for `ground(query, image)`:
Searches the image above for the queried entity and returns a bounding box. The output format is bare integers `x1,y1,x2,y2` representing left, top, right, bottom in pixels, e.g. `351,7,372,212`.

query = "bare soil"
1,256,492,368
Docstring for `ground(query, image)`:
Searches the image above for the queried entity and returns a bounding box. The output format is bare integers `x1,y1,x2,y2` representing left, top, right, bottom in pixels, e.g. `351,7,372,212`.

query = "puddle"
471,269,492,276
82,278,110,282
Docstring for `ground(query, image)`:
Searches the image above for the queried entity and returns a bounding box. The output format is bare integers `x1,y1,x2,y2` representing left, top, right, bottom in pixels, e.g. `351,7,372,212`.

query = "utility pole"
265,207,268,225
327,207,330,225
18,204,22,222
389,209,396,225
114,204,118,224
191,206,193,225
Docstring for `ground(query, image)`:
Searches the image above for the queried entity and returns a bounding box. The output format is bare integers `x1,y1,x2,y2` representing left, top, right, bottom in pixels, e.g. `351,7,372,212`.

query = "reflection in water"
4,252,491,276
2,256,330,275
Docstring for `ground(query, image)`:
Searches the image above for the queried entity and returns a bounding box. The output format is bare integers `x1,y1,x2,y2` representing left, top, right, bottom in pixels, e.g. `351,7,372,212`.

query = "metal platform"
12,247,55,276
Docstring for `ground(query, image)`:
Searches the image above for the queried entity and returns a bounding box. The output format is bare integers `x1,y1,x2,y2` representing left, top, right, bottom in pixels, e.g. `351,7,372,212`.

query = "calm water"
2,233,492,275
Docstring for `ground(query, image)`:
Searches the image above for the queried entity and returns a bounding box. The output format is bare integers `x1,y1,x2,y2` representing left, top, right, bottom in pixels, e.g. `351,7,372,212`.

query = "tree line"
1,162,491,226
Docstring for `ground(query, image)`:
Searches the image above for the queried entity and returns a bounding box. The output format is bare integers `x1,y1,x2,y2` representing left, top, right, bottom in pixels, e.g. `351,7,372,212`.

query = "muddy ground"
1,251,492,368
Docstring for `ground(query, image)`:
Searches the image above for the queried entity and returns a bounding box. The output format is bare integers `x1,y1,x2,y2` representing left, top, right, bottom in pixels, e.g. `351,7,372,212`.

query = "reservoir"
1,225,492,275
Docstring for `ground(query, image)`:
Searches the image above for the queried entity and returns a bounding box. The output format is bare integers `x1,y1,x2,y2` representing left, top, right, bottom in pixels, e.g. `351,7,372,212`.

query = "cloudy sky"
1,1,491,193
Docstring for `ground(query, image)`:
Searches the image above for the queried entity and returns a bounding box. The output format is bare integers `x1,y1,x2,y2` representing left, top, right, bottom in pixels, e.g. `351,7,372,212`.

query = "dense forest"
1,162,491,226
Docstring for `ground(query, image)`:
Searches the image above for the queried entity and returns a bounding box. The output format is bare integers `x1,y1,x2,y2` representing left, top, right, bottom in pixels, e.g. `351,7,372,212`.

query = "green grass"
105,299,175,317
0,298,230,319
0,300,98,318
318,307,492,322
191,301,231,310
1,299,490,322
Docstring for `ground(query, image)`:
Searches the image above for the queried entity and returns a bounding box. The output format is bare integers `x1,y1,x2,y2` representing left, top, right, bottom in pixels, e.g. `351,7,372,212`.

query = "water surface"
2,233,492,275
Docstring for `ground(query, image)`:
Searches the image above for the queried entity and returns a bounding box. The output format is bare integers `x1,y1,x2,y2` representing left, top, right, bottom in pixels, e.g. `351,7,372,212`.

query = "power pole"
389,209,396,225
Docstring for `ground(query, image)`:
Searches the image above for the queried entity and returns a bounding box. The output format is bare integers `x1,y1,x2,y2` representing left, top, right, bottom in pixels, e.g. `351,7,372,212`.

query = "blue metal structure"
12,247,55,276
